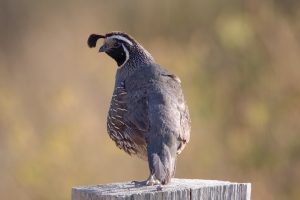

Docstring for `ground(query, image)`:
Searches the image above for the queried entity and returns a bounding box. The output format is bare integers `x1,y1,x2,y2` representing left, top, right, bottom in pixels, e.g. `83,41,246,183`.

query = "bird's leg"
132,174,161,186
145,174,161,186
146,175,163,191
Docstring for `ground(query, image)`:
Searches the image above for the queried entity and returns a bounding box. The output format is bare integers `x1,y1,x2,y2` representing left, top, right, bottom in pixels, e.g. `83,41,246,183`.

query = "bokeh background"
1,0,300,199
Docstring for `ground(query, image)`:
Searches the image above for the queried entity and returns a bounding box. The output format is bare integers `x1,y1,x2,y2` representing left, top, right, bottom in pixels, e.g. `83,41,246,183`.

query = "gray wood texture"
72,178,251,200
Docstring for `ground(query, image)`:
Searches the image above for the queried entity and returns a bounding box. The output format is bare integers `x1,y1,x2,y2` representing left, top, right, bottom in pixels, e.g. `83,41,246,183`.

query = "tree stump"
72,178,251,200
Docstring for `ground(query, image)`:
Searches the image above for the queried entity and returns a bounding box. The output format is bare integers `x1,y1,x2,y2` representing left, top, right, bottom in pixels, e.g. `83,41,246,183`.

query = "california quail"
87,32,191,186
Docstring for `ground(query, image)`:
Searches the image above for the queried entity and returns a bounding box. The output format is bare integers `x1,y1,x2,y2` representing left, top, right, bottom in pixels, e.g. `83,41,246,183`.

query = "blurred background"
0,0,299,199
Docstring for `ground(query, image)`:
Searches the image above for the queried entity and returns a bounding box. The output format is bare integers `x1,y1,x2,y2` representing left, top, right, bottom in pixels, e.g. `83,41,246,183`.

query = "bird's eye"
114,43,121,48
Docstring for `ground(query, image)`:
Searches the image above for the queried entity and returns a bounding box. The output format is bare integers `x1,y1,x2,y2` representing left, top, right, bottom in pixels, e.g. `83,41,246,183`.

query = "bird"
87,32,191,186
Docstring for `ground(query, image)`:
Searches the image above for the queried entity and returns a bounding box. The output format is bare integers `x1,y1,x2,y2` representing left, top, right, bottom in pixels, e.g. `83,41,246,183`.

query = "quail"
87,32,191,186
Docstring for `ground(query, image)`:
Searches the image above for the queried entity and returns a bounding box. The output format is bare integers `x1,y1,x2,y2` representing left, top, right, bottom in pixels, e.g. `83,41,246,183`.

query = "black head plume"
87,34,105,48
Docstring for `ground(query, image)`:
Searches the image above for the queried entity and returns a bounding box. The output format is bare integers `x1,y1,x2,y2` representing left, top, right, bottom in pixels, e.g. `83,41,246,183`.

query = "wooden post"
72,178,251,200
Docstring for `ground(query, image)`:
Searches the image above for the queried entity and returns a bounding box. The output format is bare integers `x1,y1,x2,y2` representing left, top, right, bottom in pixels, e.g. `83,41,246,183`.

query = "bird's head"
87,32,153,67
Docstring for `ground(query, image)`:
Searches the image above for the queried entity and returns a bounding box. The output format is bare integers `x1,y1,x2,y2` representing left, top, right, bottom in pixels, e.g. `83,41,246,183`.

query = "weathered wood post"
72,178,251,200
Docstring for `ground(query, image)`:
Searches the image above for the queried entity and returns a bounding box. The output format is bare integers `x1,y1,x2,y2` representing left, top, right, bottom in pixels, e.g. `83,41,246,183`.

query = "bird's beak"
99,43,108,53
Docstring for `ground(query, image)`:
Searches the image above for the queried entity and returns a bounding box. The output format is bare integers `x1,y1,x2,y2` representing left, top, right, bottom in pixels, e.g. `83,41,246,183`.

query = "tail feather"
148,140,177,185
153,154,170,184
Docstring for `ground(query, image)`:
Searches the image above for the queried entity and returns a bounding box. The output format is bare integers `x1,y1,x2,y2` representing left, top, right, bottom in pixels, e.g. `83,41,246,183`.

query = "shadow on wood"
72,178,251,200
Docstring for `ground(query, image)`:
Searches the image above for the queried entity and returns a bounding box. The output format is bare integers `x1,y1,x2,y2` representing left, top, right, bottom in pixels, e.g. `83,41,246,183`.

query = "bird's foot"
132,175,162,187
132,180,147,186
145,175,161,186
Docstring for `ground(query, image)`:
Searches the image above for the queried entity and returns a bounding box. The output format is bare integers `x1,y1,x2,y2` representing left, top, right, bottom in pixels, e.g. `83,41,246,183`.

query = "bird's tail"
148,136,177,185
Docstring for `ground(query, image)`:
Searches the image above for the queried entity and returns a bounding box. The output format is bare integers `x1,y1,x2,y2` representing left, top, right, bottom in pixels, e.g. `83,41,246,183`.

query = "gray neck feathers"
116,43,155,81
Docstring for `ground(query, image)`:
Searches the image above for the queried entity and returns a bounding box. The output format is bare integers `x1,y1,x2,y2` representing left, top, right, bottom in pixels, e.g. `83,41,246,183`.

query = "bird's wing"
125,91,149,132
160,71,191,154
124,65,190,154
123,66,153,133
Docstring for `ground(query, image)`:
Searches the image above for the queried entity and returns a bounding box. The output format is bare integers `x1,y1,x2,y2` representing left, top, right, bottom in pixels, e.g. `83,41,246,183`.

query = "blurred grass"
0,0,300,199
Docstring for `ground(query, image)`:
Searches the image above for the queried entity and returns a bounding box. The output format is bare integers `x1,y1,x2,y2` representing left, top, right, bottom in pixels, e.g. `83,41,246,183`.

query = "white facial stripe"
120,44,129,67
108,35,133,46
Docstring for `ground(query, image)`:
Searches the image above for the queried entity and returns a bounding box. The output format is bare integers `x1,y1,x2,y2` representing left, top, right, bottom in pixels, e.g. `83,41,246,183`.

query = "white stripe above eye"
108,35,133,46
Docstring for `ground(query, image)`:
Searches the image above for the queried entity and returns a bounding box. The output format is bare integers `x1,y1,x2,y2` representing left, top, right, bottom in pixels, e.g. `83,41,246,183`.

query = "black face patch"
106,44,127,66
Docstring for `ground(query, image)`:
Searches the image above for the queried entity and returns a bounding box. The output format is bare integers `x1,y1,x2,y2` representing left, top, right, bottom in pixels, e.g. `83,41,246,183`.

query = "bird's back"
125,63,191,154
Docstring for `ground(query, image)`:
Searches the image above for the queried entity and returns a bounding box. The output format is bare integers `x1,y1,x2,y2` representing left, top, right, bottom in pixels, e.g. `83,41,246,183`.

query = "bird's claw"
147,177,163,191
145,177,161,186
132,175,162,188
132,180,147,186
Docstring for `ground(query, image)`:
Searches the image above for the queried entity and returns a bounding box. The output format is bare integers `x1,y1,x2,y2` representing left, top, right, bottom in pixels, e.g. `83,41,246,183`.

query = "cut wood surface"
72,178,251,200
